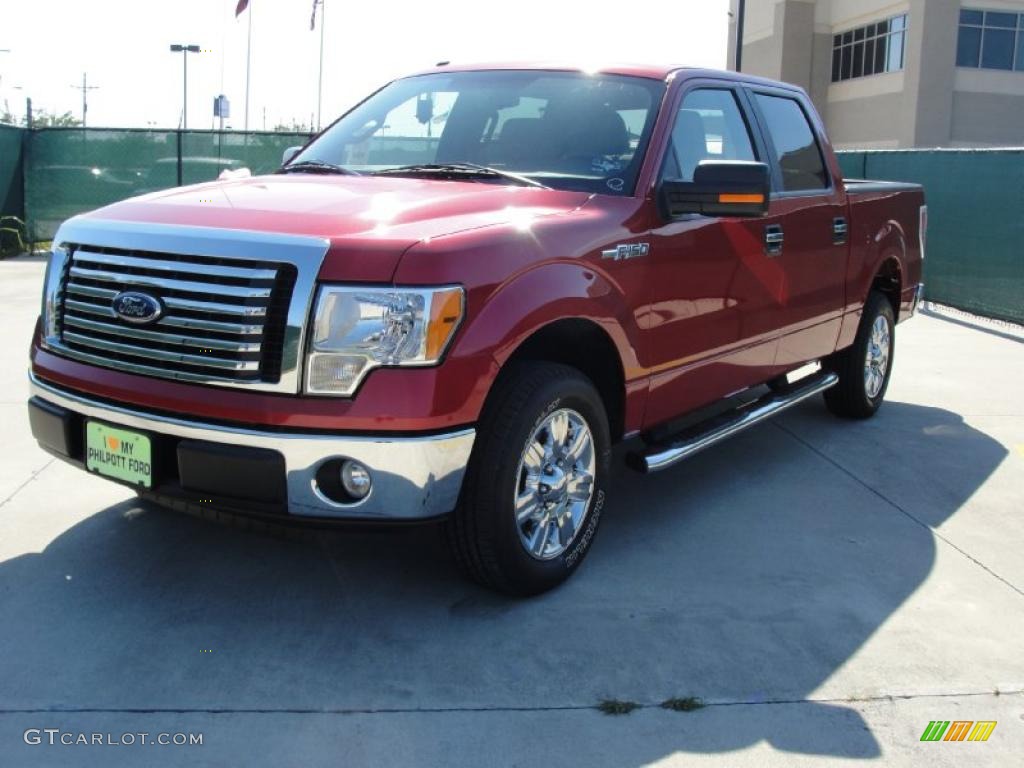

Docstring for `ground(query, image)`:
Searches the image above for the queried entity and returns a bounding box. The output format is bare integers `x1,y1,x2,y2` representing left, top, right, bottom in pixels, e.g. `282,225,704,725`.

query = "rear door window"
753,94,829,192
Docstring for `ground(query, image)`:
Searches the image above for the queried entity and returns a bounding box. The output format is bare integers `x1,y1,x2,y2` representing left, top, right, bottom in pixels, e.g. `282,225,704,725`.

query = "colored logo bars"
920,721,997,742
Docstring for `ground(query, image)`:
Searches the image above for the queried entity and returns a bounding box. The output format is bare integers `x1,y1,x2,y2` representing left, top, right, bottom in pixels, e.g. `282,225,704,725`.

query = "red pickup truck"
28,63,925,595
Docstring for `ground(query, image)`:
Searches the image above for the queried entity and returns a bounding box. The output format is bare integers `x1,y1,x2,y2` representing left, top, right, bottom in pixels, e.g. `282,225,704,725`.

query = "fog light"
340,460,372,499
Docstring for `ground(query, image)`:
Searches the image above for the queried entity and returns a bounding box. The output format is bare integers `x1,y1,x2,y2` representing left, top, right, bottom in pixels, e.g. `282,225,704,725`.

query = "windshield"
291,70,665,195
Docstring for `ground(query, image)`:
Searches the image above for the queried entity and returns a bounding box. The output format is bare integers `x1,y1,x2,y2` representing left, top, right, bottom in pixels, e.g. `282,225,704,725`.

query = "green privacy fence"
837,149,1023,324
4,131,1022,323
0,124,25,219
22,128,312,242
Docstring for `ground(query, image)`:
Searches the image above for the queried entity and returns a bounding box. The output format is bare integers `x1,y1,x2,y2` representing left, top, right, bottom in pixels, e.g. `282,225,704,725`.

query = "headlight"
41,245,70,346
305,285,465,395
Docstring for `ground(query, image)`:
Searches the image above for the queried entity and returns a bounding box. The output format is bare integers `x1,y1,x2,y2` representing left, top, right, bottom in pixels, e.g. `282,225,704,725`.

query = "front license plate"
85,422,152,488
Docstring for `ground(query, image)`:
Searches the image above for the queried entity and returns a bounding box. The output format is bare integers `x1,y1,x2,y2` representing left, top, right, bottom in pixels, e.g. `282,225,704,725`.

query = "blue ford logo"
111,291,163,325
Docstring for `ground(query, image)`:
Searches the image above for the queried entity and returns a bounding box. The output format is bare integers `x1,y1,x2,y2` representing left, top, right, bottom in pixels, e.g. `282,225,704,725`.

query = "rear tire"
446,362,611,596
824,290,895,419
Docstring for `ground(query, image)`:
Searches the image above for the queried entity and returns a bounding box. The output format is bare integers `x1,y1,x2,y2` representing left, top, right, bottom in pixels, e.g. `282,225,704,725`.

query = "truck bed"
844,178,923,195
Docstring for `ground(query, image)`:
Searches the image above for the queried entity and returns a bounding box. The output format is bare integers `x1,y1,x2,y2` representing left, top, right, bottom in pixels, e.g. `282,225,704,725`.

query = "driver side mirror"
659,161,771,219
281,146,302,166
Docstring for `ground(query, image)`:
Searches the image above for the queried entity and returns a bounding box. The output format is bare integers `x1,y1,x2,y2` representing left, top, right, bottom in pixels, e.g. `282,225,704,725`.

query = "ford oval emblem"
111,291,163,325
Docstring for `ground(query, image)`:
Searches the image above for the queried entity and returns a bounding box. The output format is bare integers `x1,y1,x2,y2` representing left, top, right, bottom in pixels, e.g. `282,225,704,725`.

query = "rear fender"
837,219,906,349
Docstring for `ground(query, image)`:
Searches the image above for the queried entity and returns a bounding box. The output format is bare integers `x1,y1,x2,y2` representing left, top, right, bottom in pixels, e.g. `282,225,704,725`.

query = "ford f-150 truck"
28,63,925,595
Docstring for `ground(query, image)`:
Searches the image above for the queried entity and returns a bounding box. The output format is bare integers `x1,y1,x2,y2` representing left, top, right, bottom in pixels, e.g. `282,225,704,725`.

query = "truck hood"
85,175,593,281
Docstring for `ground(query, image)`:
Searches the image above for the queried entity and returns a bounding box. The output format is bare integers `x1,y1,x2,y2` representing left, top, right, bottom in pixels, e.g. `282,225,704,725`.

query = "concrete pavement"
0,256,1022,766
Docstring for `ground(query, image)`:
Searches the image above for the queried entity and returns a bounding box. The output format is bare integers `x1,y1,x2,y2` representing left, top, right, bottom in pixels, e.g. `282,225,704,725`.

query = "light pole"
169,44,200,130
734,0,746,72
70,73,99,127
313,0,325,131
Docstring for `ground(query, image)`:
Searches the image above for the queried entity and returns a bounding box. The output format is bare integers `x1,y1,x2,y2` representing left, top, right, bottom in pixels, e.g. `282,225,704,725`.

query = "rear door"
745,88,849,369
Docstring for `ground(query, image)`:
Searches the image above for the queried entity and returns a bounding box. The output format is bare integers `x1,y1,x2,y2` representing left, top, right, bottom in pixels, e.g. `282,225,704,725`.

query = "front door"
642,84,785,428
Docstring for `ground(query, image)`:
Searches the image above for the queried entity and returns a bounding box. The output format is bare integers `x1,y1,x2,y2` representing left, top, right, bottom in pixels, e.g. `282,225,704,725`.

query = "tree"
273,119,311,133
30,110,83,128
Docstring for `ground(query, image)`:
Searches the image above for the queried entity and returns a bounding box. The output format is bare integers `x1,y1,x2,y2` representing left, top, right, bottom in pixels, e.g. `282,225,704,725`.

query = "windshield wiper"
370,163,549,189
278,160,359,176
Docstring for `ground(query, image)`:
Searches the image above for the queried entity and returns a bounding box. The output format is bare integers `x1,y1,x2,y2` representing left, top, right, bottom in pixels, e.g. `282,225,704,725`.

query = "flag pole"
317,0,325,131
244,0,252,133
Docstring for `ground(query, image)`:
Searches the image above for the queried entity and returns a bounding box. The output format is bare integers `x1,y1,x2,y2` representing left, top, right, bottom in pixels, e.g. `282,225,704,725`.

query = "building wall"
728,0,1024,148
826,80,905,149
949,45,1024,145
904,0,959,147
950,91,1024,144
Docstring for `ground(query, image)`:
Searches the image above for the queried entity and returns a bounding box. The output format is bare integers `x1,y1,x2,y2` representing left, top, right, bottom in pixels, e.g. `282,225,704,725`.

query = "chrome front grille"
57,246,294,384
42,219,330,393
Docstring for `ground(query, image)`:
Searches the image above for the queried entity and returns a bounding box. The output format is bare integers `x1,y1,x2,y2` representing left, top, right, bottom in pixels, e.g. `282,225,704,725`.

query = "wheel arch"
494,318,628,443
863,220,907,322
871,255,903,322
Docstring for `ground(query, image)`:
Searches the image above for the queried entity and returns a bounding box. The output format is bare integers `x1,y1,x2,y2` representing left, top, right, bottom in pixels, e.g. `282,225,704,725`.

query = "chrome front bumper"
29,374,475,521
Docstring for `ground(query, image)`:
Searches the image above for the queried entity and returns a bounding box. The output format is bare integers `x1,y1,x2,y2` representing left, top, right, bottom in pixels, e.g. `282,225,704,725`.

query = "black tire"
824,290,895,419
446,362,612,596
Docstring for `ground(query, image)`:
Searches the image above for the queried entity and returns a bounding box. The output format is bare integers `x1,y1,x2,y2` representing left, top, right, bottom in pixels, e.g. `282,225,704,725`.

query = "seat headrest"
672,110,708,180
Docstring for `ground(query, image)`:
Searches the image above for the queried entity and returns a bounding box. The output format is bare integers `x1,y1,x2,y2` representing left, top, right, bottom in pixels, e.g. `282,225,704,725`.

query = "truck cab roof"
407,61,806,93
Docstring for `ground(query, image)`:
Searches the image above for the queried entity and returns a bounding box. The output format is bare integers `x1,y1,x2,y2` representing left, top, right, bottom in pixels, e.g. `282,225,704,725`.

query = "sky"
0,0,730,131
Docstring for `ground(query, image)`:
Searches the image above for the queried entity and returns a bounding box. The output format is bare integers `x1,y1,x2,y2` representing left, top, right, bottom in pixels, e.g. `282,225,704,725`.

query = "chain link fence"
0,125,25,218
18,128,311,243
837,149,1023,324
1,128,1020,323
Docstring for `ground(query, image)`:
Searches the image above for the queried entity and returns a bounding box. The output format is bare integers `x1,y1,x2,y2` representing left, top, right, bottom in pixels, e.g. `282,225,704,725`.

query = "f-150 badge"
602,243,650,261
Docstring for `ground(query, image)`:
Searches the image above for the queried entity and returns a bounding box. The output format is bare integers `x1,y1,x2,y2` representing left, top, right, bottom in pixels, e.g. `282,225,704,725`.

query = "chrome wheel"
514,408,596,561
864,314,891,399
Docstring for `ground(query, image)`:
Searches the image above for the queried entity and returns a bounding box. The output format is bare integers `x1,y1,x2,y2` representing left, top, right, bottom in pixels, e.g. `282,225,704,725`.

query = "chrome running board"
627,371,839,473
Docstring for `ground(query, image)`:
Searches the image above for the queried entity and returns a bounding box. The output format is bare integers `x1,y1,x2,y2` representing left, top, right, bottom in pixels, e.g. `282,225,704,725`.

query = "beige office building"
727,0,1024,148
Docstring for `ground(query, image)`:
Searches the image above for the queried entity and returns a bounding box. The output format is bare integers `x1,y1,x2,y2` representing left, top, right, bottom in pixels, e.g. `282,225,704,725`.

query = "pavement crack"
0,459,54,511
1,689,1019,717
773,421,1024,601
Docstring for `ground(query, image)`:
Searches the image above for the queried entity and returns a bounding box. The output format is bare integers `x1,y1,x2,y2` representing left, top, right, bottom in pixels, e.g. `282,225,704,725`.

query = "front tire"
824,290,895,419
447,362,611,596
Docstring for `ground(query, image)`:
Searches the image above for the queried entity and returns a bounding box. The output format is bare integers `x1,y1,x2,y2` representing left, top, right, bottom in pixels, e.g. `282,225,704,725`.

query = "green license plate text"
85,422,152,488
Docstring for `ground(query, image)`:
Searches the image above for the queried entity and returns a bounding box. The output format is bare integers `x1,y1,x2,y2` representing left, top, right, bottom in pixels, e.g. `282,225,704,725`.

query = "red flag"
235,0,249,17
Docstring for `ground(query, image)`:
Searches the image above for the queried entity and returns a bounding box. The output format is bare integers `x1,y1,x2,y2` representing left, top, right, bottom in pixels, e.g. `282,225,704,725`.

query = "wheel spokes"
515,479,541,524
564,422,590,464
549,410,570,448
529,518,552,557
568,471,593,501
514,407,597,561
522,441,546,474
556,506,577,546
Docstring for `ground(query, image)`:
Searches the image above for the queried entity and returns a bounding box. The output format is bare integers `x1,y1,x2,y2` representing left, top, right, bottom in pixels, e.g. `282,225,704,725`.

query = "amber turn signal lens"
425,287,464,359
719,193,764,204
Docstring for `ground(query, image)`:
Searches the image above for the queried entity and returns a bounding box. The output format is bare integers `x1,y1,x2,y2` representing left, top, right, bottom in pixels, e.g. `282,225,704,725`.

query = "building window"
831,14,907,83
957,9,1024,71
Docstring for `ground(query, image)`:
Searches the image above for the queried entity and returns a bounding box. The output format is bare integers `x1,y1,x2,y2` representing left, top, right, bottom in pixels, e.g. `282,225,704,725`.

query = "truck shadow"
0,400,1008,764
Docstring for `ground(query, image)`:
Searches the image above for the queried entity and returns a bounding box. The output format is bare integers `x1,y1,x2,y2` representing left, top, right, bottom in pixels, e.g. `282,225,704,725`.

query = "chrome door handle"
833,217,848,245
764,225,784,256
